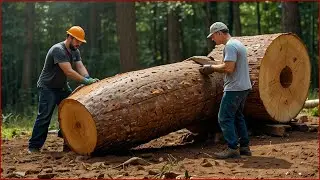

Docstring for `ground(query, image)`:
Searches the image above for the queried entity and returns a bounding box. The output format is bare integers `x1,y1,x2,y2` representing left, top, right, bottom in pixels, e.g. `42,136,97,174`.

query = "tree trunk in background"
21,3,35,105
228,2,234,34
167,9,182,63
233,2,241,36
256,2,261,34
204,2,218,52
89,4,99,55
204,2,212,52
153,4,158,63
116,2,138,72
167,9,181,63
88,3,102,73
281,2,302,37
311,3,319,89
88,3,97,70
160,21,165,64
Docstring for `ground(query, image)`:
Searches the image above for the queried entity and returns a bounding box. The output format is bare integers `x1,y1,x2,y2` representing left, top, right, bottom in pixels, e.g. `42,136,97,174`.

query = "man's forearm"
77,66,89,77
65,69,85,82
211,64,227,73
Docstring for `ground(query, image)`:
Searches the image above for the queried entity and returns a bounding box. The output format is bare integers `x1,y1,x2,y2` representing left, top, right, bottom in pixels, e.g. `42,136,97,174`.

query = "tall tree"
88,4,99,55
281,2,302,37
233,2,241,36
204,2,218,51
228,2,234,34
88,3,101,72
256,2,261,34
167,8,182,63
152,4,159,64
116,2,138,72
21,3,35,102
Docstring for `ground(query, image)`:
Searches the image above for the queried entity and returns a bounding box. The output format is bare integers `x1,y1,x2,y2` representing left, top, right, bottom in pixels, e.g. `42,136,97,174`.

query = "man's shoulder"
227,38,243,46
48,42,69,60
50,42,65,52
227,39,246,51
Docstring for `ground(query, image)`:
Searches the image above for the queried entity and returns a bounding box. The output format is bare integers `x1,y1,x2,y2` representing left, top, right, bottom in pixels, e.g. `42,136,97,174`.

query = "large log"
59,33,310,155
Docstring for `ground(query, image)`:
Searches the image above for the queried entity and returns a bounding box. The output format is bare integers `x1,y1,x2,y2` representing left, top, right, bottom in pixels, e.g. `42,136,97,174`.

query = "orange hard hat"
66,26,86,43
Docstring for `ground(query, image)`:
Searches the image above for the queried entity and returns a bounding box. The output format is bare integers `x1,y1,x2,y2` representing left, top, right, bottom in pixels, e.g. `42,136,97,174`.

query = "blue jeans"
218,90,250,149
28,87,70,149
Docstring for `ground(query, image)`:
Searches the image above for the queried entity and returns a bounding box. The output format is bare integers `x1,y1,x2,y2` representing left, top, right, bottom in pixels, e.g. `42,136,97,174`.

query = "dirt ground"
1,117,319,179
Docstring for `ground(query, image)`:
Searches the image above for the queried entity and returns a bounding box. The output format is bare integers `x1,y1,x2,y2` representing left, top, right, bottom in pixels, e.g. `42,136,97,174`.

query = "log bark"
59,33,311,155
59,59,224,155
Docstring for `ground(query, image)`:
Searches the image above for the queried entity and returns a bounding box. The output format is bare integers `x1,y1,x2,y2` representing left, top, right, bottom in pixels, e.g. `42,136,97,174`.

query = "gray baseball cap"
207,22,229,38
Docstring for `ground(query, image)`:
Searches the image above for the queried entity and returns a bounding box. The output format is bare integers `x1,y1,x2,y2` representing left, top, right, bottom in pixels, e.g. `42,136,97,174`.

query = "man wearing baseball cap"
200,22,252,159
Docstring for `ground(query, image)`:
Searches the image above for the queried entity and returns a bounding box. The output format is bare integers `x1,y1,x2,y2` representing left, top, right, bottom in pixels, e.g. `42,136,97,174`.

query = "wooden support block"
308,124,318,132
263,124,291,137
290,122,309,132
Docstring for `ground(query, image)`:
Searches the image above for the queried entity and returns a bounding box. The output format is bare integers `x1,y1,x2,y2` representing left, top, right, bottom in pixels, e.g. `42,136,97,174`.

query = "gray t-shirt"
223,38,252,91
37,41,81,89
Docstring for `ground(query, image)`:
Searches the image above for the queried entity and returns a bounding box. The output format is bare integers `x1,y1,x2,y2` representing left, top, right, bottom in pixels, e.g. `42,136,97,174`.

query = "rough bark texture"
61,59,224,153
59,33,310,154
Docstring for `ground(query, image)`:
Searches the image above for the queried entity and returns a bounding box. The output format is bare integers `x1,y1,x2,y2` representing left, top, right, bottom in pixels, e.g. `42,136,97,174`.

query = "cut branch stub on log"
208,33,311,122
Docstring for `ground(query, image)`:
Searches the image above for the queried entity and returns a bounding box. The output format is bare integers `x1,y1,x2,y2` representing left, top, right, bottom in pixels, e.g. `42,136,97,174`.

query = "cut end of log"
59,99,97,155
259,34,311,123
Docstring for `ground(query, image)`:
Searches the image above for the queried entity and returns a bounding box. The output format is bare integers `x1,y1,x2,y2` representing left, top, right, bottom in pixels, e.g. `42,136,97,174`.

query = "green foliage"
240,2,282,35
2,106,59,139
2,128,30,139
310,107,318,117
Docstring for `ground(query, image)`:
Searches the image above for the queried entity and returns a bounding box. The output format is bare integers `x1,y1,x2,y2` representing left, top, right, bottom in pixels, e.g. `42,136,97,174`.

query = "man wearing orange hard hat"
28,26,99,153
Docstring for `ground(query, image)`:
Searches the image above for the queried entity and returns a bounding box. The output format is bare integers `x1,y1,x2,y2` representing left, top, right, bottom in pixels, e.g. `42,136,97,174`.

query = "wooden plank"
289,122,309,132
308,124,318,132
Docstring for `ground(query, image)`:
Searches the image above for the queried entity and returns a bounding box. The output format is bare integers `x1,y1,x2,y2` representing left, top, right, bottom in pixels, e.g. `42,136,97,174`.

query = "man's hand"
82,77,98,85
84,75,100,82
199,64,214,75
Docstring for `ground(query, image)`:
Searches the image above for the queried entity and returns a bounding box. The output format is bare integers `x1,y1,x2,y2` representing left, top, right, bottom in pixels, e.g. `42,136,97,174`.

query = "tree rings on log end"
259,34,311,123
59,99,97,155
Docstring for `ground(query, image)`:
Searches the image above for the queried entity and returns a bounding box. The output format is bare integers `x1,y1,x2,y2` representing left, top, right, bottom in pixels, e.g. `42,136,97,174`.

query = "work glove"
199,64,214,75
84,75,100,82
82,77,98,85
92,78,100,82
